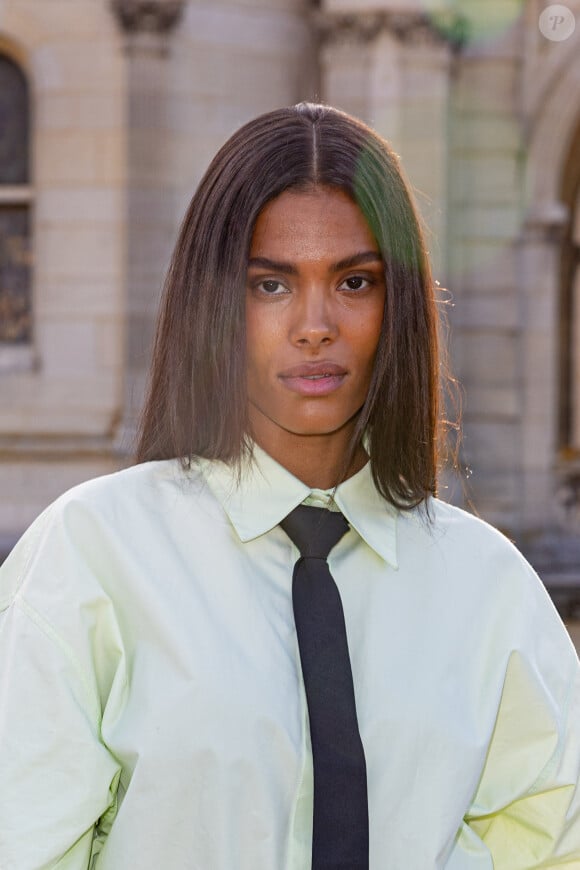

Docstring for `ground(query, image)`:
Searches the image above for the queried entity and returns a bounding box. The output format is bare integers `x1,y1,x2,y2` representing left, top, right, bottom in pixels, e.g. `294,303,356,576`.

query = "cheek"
245,305,261,364
245,308,279,380
369,323,383,359
367,299,385,354
246,304,284,347
353,312,383,365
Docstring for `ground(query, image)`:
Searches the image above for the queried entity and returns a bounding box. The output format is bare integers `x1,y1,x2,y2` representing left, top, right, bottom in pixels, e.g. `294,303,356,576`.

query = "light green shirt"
1,443,579,869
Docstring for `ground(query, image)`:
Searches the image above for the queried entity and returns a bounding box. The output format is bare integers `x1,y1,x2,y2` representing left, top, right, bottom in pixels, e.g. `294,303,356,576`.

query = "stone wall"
1,0,579,592
0,0,317,553
0,0,127,545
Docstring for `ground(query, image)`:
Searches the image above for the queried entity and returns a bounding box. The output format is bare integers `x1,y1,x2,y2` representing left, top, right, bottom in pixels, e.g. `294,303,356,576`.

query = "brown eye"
258,280,285,294
340,276,371,292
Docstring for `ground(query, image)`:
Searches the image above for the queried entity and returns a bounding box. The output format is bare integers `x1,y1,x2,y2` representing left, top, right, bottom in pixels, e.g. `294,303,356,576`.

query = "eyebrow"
247,251,383,275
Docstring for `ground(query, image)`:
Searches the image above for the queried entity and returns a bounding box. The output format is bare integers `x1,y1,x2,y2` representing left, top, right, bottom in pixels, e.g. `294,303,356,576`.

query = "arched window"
558,110,580,457
568,192,580,450
0,53,32,347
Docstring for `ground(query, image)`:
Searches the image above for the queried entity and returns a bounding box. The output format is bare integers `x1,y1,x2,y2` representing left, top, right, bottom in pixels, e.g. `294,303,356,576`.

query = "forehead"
249,187,379,261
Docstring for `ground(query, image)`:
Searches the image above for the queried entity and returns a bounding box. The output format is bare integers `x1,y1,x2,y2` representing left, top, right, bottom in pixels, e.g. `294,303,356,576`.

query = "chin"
281,417,354,437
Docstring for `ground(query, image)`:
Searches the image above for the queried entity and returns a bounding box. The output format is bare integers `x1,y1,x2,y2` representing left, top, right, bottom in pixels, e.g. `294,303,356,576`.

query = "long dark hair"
135,102,453,511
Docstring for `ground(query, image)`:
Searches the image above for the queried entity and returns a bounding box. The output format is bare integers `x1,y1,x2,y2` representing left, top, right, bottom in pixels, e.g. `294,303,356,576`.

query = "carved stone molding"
313,10,469,52
110,0,185,36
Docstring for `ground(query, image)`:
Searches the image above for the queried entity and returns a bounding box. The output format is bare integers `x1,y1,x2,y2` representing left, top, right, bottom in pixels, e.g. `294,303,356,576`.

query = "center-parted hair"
135,102,451,511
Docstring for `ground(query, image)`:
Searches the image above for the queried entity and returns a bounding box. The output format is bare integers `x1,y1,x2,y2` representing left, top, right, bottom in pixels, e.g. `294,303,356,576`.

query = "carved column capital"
110,0,185,55
110,0,185,36
313,9,468,52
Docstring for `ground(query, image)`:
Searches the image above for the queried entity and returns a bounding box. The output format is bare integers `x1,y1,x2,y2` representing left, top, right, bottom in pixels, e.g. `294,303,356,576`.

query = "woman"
1,103,579,869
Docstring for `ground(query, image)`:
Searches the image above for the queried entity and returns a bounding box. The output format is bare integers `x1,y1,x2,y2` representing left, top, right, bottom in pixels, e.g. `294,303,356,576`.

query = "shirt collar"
195,442,398,568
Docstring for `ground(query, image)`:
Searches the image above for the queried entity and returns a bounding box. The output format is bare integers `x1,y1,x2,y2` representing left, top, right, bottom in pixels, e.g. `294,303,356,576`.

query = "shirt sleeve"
0,505,123,870
462,562,580,869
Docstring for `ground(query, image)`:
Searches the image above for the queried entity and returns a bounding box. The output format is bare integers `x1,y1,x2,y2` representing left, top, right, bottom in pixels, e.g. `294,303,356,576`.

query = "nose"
289,286,338,348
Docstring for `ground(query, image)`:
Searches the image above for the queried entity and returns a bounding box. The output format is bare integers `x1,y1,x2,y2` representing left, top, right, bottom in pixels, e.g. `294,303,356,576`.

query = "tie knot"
280,504,350,559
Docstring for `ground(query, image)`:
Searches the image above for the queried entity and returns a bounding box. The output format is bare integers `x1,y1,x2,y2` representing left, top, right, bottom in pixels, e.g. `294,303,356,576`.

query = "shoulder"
0,459,221,606
34,458,218,530
401,496,527,567
52,458,195,512
396,499,580,673
396,496,546,604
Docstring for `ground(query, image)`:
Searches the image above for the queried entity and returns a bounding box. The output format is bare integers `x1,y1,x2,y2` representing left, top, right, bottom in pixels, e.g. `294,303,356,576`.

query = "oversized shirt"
1,443,580,869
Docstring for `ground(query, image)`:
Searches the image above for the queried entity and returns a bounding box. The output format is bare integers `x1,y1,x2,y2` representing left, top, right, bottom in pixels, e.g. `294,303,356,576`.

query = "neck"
250,428,368,490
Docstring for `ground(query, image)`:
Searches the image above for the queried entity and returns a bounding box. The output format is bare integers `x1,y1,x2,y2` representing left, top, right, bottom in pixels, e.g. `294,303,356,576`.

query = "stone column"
316,5,463,502
316,8,463,281
110,0,185,456
517,201,569,532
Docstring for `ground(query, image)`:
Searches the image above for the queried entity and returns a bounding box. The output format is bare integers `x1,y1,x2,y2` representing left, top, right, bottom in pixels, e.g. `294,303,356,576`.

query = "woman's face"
245,186,386,453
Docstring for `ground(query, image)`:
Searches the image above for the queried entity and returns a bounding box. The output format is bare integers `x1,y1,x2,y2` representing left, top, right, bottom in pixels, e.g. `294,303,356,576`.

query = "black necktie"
280,504,369,870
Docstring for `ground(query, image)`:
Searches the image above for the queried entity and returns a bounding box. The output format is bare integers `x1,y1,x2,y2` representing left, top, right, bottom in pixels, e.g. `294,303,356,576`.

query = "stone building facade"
0,0,579,602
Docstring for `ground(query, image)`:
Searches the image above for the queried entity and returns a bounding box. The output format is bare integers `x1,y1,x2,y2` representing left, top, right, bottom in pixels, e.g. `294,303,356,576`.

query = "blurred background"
0,0,579,642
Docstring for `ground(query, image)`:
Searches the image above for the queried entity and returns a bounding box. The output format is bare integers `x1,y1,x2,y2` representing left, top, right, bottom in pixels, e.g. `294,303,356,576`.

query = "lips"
278,362,347,397
278,361,347,379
